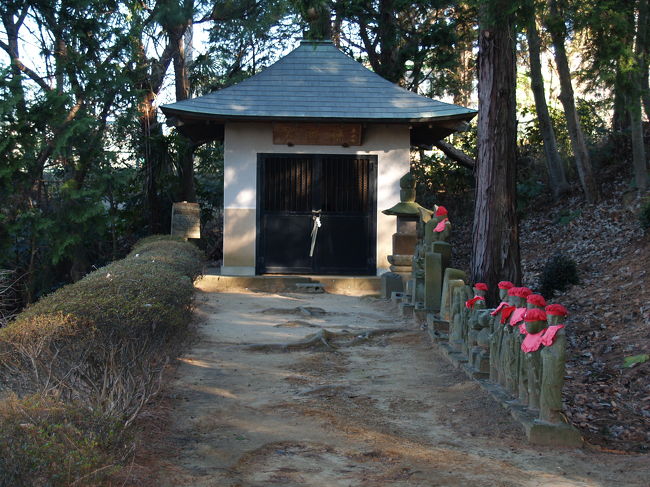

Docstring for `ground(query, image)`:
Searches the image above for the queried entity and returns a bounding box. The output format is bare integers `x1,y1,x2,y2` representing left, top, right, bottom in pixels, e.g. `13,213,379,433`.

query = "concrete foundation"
197,269,380,296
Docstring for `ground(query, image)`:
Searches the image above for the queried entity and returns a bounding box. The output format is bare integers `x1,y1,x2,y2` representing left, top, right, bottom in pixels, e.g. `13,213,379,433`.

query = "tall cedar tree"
334,0,459,92
472,0,521,302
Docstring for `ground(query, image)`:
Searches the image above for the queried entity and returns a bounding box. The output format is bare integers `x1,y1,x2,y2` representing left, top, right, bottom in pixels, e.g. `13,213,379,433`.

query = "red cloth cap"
526,294,547,307
545,303,569,316
474,283,488,291
524,308,547,322
509,287,532,298
498,281,514,290
435,206,448,216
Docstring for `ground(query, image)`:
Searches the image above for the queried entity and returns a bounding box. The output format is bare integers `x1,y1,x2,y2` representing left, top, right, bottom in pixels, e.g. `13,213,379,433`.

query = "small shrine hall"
161,40,475,276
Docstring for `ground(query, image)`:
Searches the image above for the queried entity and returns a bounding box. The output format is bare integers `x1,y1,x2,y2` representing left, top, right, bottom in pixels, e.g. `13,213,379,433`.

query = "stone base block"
390,291,405,303
438,341,469,366
387,254,413,266
460,362,489,379
399,302,414,318
380,272,404,299
389,265,412,273
427,314,449,332
413,305,426,324
524,420,583,448
479,380,584,448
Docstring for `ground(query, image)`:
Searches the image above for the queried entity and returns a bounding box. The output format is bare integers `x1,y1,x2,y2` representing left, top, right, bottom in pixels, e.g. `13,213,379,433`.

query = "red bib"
521,330,546,352
541,325,565,346
509,307,527,327
491,301,509,316
465,295,485,309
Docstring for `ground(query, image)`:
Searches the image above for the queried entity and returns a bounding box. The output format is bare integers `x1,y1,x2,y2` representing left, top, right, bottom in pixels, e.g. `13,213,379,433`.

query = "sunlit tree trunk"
546,0,599,203
525,1,568,198
471,0,521,303
172,16,196,203
631,0,649,190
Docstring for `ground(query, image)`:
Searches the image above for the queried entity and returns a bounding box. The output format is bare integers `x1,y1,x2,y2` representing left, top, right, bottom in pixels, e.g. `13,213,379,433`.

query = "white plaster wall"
223,122,410,275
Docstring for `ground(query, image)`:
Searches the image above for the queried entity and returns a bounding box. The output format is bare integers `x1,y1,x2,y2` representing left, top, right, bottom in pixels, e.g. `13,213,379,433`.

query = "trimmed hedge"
0,235,203,484
0,395,120,486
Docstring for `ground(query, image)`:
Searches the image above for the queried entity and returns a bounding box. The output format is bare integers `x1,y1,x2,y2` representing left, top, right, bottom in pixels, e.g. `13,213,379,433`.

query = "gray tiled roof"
161,41,476,122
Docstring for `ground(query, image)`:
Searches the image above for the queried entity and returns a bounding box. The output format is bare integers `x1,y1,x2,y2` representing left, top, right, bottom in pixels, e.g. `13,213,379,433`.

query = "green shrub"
639,198,650,231
517,178,545,214
130,234,188,249
0,395,120,486
553,209,581,226
539,253,580,297
128,237,204,280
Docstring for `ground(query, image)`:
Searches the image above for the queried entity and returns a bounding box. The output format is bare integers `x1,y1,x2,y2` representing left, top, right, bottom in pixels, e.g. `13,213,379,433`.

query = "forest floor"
451,173,650,453
123,291,649,486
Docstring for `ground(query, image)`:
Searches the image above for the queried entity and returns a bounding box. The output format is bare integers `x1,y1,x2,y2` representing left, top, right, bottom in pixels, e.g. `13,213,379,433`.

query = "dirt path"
144,291,649,487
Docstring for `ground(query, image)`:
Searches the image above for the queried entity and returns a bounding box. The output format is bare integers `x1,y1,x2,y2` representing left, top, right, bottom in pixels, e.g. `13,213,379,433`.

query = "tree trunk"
140,90,164,233
1,10,28,115
642,1,650,120
134,31,177,233
172,21,197,203
452,3,476,107
546,0,599,203
433,140,475,169
471,0,521,304
631,0,649,190
525,2,569,198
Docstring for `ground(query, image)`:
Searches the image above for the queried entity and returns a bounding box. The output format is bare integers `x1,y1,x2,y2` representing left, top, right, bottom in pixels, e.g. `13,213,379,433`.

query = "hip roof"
161,40,476,124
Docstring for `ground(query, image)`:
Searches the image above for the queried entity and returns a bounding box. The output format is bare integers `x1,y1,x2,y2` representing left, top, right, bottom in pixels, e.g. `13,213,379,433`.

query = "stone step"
295,282,325,293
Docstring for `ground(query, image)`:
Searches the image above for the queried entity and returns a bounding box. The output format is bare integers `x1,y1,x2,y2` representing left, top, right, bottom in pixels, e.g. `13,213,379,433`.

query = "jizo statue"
490,281,514,383
522,307,548,410
539,304,569,423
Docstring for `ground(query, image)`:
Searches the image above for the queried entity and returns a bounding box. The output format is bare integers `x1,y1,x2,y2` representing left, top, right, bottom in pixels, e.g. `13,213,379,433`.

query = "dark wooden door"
257,154,376,275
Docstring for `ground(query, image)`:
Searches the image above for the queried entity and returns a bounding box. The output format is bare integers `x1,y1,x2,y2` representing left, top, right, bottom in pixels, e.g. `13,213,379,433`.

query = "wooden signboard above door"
272,122,362,146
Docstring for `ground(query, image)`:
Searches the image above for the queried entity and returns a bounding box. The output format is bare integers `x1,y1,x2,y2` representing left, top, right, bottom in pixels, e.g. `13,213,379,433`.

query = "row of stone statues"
381,172,574,433
451,280,569,424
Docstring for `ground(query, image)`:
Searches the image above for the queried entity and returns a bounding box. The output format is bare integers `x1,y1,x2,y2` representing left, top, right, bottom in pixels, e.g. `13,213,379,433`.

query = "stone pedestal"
424,251,442,312
392,232,417,255
386,216,418,285
431,241,451,271
440,268,467,322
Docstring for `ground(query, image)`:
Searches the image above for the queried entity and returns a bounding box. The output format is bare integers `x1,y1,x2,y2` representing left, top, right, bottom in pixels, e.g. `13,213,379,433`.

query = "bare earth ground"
127,290,648,487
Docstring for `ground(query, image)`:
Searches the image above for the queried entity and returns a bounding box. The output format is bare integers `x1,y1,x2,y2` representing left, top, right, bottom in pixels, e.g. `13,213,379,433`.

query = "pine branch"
0,39,52,92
